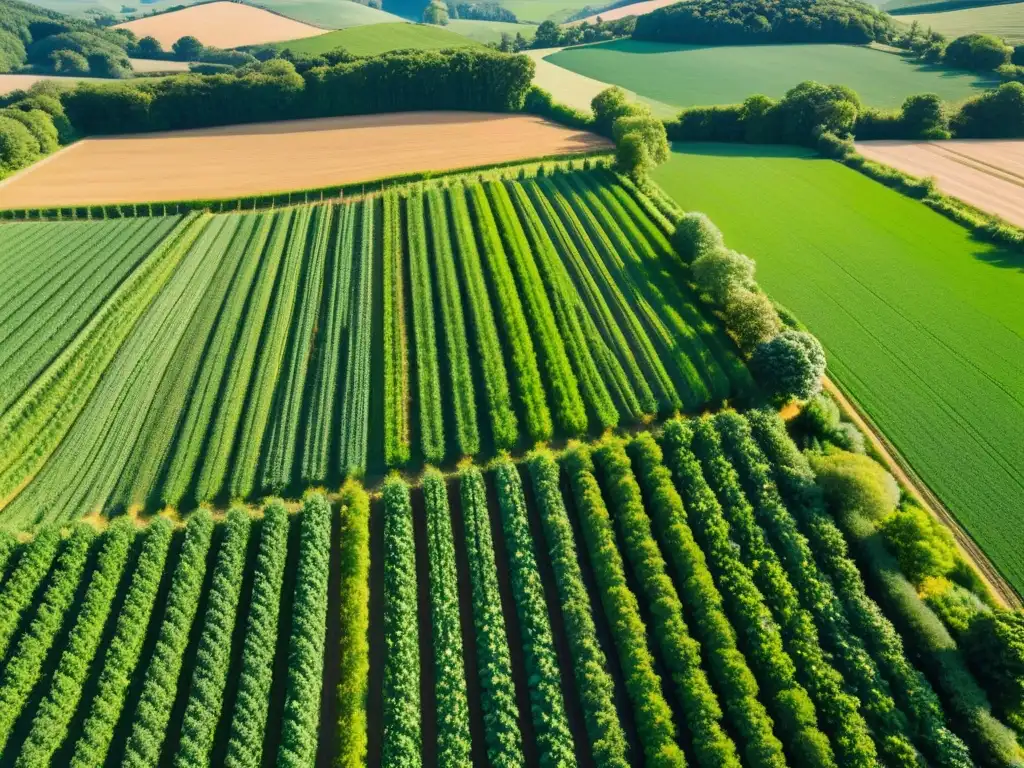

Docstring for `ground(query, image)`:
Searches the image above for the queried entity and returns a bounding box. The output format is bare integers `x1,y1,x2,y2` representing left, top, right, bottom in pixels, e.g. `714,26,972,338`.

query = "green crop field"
897,2,1024,44
498,0,598,22
546,40,1001,108
272,21,482,54
0,410,1011,767
0,168,751,526
653,143,1024,595
446,18,538,44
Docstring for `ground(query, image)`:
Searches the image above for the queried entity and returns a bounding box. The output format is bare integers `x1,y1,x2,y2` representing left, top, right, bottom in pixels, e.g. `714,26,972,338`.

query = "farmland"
895,2,1024,43
0,411,1017,765
445,19,538,44
0,166,753,525
271,22,482,55
0,113,610,208
114,1,327,49
545,40,1001,108
653,143,1024,595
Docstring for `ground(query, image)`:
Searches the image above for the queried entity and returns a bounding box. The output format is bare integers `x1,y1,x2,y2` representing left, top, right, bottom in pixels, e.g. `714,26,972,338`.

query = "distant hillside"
0,0,133,72
273,21,482,54
884,0,1018,12
893,0,1024,43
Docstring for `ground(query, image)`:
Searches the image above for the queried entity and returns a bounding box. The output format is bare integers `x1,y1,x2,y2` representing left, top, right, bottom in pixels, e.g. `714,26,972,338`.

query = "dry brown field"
571,0,677,25
856,139,1024,228
0,112,611,208
115,1,325,49
0,73,102,95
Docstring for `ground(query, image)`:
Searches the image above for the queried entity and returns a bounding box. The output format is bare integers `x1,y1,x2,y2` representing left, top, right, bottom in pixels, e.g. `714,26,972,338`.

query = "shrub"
172,35,203,60
0,115,40,173
723,288,782,351
666,103,745,142
613,111,669,180
614,131,650,181
964,610,1024,731
750,329,826,400
790,394,865,452
952,81,1024,138
809,449,899,522
922,578,989,636
880,505,958,585
523,85,591,129
135,35,163,57
775,81,859,144
0,108,58,153
87,51,130,77
901,93,950,139
944,33,1011,71
692,247,755,305
672,211,724,261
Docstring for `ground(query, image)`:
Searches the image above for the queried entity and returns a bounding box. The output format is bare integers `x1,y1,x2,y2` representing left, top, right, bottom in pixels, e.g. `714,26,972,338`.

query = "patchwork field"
896,2,1024,43
272,22,481,55
546,40,1000,108
654,143,1024,595
571,0,678,25
856,139,1024,227
0,408,1013,766
0,113,610,208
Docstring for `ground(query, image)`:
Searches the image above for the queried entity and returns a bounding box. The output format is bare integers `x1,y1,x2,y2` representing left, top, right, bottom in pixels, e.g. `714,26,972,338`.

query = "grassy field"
546,40,1000,108
499,0,598,22
272,21,481,53
445,18,537,44
653,143,1024,595
897,2,1024,43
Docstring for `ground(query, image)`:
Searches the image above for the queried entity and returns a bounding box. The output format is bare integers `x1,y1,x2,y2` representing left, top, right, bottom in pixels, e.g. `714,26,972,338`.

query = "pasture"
896,2,1024,44
653,143,1024,595
0,113,609,208
856,139,1024,227
545,40,1000,108
272,22,481,54
445,18,538,44
497,0,599,23
0,409,1007,767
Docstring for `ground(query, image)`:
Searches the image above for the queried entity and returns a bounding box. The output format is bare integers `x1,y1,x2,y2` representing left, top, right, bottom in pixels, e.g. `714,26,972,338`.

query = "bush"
671,212,722,261
423,0,450,23
790,394,865,453
809,449,900,522
952,81,1024,138
0,115,40,173
48,49,89,74
964,610,1024,731
172,35,203,61
591,86,632,135
691,247,755,304
855,107,904,140
750,329,826,400
523,85,591,129
134,35,163,57
901,93,950,138
775,81,859,144
880,505,958,585
922,578,989,636
666,103,745,142
815,128,854,159
612,110,669,180
944,33,1011,71
87,51,131,77
0,108,58,153
723,288,781,351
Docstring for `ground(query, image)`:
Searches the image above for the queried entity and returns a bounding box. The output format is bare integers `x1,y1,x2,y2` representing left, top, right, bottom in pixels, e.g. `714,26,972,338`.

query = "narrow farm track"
0,113,611,209
824,377,1023,609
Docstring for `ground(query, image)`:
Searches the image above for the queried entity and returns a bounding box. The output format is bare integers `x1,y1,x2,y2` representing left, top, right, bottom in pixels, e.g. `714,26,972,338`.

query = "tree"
808,450,900,522
614,132,650,181
423,0,449,24
691,247,755,304
880,505,958,585
591,86,631,135
776,81,859,144
900,93,949,139
1014,44,1024,66
672,212,723,261
534,20,561,47
87,51,130,77
47,48,89,74
952,81,1024,138
750,329,826,400
723,288,781,351
0,115,40,173
172,35,203,61
135,35,163,58
944,33,1010,71
964,611,1024,731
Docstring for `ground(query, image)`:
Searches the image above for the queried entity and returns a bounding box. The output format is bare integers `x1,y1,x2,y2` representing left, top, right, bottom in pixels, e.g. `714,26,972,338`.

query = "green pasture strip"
546,40,999,109
895,2,1024,44
273,22,483,55
654,143,1024,595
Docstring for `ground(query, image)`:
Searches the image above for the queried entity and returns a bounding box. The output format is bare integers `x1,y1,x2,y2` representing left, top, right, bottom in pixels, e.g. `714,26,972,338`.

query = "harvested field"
127,57,191,72
0,112,611,208
114,1,325,49
571,0,678,25
856,139,1024,227
0,73,101,95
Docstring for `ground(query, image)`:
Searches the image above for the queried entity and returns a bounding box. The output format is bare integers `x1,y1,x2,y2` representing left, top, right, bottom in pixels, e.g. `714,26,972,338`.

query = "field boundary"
0,151,614,220
825,377,1023,609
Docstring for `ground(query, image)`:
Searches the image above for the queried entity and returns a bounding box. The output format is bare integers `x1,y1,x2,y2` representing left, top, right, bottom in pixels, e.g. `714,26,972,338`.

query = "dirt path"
0,112,611,209
824,377,1022,609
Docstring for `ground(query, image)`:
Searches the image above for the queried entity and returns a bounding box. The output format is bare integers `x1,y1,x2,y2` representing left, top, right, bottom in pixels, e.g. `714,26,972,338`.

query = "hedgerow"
449,184,518,451
175,508,252,767
15,520,135,767
659,419,836,768
224,502,290,768
407,190,445,464
0,527,60,660
382,477,421,766
562,444,685,767
593,440,741,768
278,494,332,767
459,466,525,767
424,469,472,766
122,510,215,768
626,433,787,768
338,200,376,478
336,482,371,768
745,408,974,767
262,205,332,492
692,416,878,768
468,183,552,442
526,450,629,768
484,180,587,436
427,187,479,457
0,524,96,753
69,519,174,768
382,193,411,467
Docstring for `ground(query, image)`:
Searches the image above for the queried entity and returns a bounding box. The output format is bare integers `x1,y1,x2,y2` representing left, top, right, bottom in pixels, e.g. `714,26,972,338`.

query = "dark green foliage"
964,611,1024,734
0,115,39,174
526,451,629,768
172,35,203,61
460,466,525,767
224,503,289,768
278,494,332,768
951,81,1024,138
0,107,58,153
634,0,896,45
899,93,951,139
750,330,826,401
944,33,1010,71
382,477,421,766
